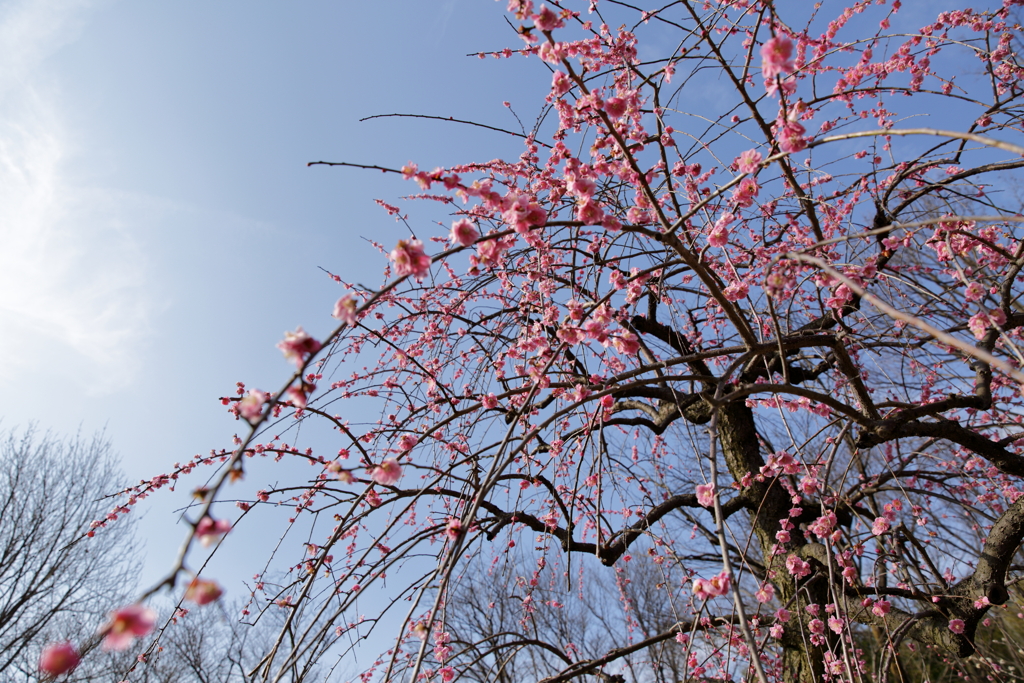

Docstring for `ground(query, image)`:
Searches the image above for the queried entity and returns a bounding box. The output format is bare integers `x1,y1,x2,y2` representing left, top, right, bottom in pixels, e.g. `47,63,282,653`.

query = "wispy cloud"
0,0,153,394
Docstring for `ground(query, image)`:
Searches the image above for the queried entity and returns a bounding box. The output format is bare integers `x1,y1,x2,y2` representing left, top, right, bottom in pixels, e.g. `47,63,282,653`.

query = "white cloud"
0,0,153,394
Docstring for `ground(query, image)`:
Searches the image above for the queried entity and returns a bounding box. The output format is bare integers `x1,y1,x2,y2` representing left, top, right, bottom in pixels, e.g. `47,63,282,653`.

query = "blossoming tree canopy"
77,1,1024,682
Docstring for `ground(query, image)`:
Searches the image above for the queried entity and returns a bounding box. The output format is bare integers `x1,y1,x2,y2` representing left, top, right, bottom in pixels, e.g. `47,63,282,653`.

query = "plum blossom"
552,70,571,96
99,604,157,651
604,96,628,120
708,224,729,248
612,332,640,355
692,571,730,600
277,327,322,369
761,37,795,80
333,295,359,326
735,149,763,174
964,281,986,302
285,381,315,409
785,554,811,578
871,516,891,535
723,281,749,301
695,483,714,507
39,642,80,677
450,219,480,247
533,4,562,31
445,517,463,540
731,177,759,208
471,236,510,271
390,238,432,282
968,308,1006,340
872,599,891,617
237,389,270,423
397,434,418,453
576,199,605,225
776,118,807,154
755,582,774,603
371,458,402,486
196,516,232,547
949,618,965,634
185,578,224,605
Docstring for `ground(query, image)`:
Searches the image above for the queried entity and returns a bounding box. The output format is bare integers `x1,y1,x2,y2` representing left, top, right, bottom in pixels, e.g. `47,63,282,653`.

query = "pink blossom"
196,516,231,547
99,604,157,651
708,224,729,248
533,4,562,31
552,70,571,96
576,199,605,225
390,238,432,282
285,382,315,409
481,393,499,409
365,489,383,507
445,517,462,540
538,41,565,65
755,582,774,603
828,616,844,634
948,618,965,634
731,177,759,208
602,214,622,232
692,571,730,600
397,434,418,453
707,571,730,596
238,389,269,423
185,578,224,605
785,555,811,578
372,458,402,486
472,237,510,270
439,666,456,683
735,149,763,174
871,516,890,536
761,37,795,80
872,599,891,617
695,483,714,507
566,176,596,199
277,327,322,369
612,332,640,355
968,308,1006,339
39,642,80,677
723,281,749,301
604,97,628,120
333,295,359,326
964,282,986,302
450,219,480,247
776,119,807,154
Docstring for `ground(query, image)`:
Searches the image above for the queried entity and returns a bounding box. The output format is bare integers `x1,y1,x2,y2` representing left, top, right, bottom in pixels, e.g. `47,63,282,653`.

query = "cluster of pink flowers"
761,37,795,80
39,643,80,677
277,327,322,369
691,571,730,600
389,238,432,282
185,577,224,605
332,294,359,326
99,604,157,651
968,308,1007,339
371,458,402,486
196,516,232,547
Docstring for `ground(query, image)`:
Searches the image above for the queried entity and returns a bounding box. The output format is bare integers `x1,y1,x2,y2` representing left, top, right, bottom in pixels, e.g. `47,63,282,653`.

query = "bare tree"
0,426,138,681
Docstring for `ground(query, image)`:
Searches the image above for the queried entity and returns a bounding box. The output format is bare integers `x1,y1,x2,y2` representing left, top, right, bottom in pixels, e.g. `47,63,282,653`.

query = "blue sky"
0,0,544,587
